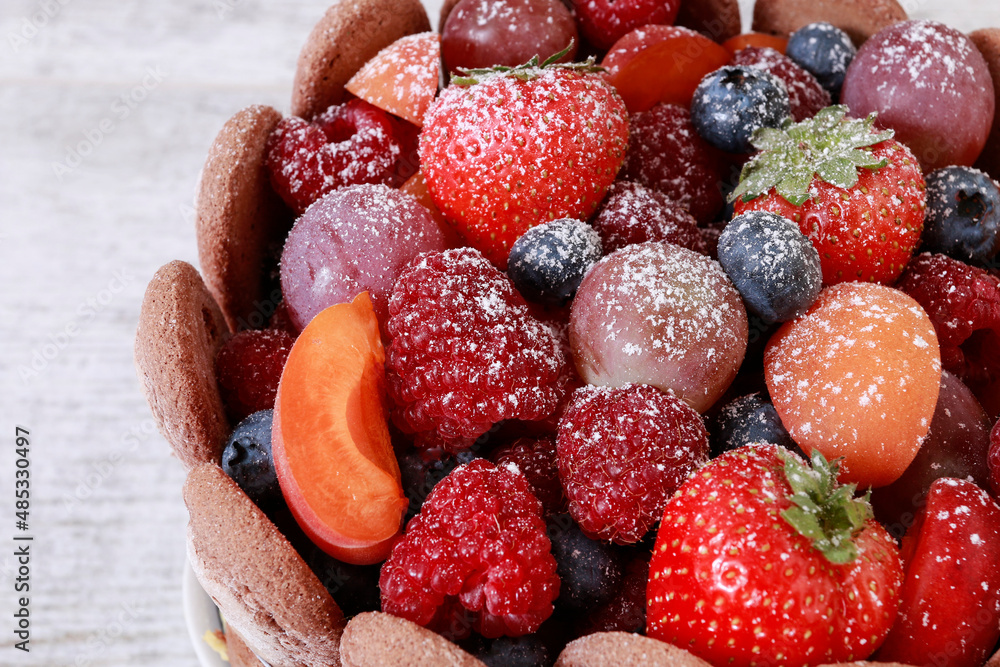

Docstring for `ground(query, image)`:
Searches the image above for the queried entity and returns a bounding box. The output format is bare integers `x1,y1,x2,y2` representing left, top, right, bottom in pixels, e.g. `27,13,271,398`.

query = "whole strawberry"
420,51,629,268
732,105,926,285
647,444,903,667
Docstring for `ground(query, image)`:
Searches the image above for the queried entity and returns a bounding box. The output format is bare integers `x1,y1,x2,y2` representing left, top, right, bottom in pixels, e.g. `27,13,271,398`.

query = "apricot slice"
272,292,407,565
765,283,942,489
722,32,789,54
602,25,731,113
345,33,441,127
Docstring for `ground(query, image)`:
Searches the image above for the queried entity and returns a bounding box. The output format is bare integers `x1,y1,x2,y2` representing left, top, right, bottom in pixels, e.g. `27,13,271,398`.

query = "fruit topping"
279,183,448,334
991,420,1000,497
897,252,1000,389
602,25,731,114
379,459,560,638
215,328,294,422
398,447,478,521
556,383,709,543
506,218,603,307
547,514,624,610
876,478,1000,667
265,99,407,214
922,165,1000,266
570,0,681,51
722,32,789,55
471,634,552,667
576,551,648,635
690,65,791,154
345,33,441,127
221,409,282,510
590,181,705,255
717,210,823,322
729,46,831,122
492,437,566,515
420,53,628,268
386,247,573,452
709,391,800,458
785,22,856,97
841,20,996,170
302,545,383,617
620,103,729,224
647,445,904,667
441,0,578,73
765,282,942,488
272,293,408,565
732,105,926,285
871,370,994,537
570,242,748,413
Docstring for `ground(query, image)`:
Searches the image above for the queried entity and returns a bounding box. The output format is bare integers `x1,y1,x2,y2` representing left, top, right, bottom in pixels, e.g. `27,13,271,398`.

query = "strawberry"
647,444,903,667
419,51,629,268
732,105,926,285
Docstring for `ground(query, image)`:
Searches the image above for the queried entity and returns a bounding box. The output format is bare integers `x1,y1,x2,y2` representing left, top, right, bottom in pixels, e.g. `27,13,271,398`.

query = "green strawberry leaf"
729,105,896,206
452,40,603,87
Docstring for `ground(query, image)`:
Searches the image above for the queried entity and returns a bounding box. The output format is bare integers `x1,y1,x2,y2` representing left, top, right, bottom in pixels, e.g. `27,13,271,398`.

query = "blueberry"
221,410,282,509
690,66,791,154
399,448,478,522
302,545,382,616
786,22,856,97
923,166,1000,266
507,219,602,306
710,393,802,459
473,635,551,667
717,210,822,322
546,514,622,611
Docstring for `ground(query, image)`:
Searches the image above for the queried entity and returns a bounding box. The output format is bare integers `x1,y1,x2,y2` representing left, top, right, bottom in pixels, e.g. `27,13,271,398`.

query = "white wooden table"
0,0,995,664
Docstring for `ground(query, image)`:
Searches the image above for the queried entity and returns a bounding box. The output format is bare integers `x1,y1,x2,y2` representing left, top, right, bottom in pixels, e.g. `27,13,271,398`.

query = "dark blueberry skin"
302,545,382,617
473,635,551,667
221,410,282,509
690,66,791,154
923,166,1000,266
710,392,803,459
507,218,603,306
399,448,478,522
546,513,622,611
717,210,822,322
786,22,857,97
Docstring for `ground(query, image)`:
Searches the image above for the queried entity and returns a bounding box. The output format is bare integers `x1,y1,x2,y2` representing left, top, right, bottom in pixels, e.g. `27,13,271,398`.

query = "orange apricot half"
272,292,407,564
346,32,441,127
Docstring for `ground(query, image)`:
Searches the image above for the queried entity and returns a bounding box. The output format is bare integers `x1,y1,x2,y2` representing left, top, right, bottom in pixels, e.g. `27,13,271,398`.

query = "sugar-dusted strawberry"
732,105,926,285
647,445,903,667
419,51,629,268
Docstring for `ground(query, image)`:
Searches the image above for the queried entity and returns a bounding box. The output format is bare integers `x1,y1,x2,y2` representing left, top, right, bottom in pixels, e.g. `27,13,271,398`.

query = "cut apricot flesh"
345,32,441,127
722,32,788,55
272,292,407,564
603,25,731,113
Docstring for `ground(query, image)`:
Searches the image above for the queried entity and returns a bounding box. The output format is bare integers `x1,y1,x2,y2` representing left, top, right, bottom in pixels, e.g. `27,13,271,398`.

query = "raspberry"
267,301,299,336
730,46,831,122
379,459,560,639
492,437,566,516
386,248,573,453
215,329,294,422
556,384,709,544
591,181,706,255
621,103,730,224
897,253,1000,387
577,553,648,636
990,420,1000,498
265,99,404,214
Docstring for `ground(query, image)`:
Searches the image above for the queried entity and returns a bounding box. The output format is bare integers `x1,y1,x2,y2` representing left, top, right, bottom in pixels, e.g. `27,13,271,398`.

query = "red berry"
386,248,574,452
215,329,294,422
730,46,831,122
621,103,729,223
991,420,1000,497
379,459,560,639
570,0,681,51
265,99,406,214
556,384,709,544
591,181,706,254
491,437,566,515
267,301,299,336
897,253,1000,388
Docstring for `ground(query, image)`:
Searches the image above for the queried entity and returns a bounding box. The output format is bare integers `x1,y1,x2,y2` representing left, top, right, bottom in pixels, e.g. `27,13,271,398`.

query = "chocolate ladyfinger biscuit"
196,104,290,334
291,0,431,120
135,260,229,469
339,612,484,667
555,632,713,666
971,29,1000,181
752,0,907,45
185,463,344,667
225,627,261,667
677,0,742,44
